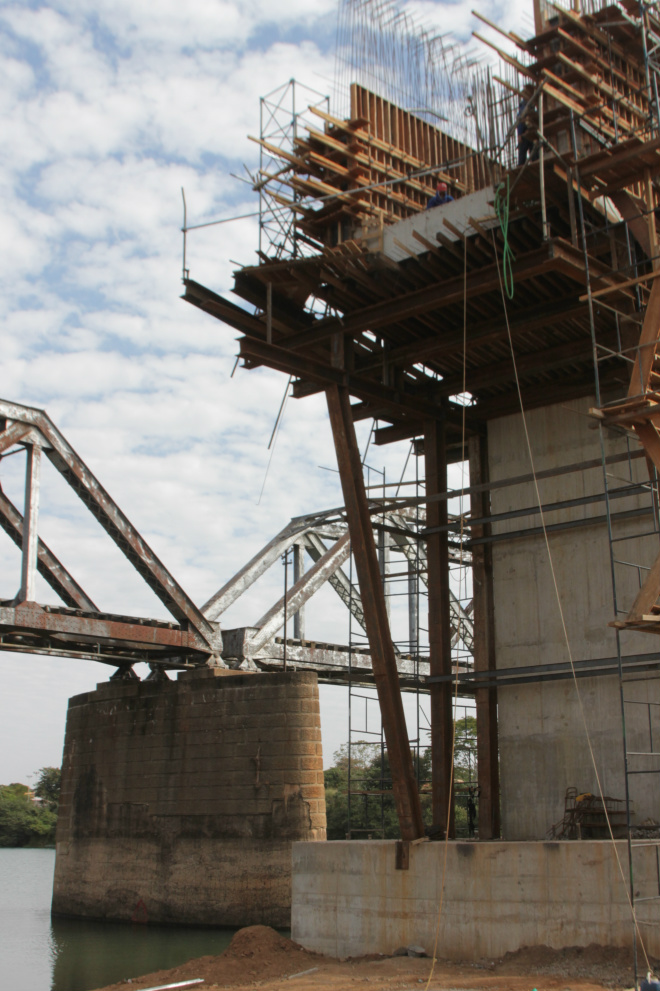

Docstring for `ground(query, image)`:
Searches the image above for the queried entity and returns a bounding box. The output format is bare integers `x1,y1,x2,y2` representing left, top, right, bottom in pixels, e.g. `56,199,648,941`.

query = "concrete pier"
489,398,660,839
52,669,326,926
292,839,660,959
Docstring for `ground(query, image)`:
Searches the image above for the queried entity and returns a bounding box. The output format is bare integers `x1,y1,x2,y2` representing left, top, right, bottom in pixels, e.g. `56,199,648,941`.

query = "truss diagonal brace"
202,520,312,620
0,400,218,653
249,531,351,654
0,489,98,612
303,529,368,635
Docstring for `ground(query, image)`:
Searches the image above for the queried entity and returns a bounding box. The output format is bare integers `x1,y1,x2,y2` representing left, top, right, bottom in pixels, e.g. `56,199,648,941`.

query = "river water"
0,848,240,991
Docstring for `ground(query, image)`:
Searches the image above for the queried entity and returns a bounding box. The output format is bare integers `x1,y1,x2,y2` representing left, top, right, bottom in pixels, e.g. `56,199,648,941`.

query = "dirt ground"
93,925,650,991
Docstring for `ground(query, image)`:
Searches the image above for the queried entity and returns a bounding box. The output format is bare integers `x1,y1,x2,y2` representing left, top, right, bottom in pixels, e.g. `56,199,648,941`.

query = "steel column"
326,384,424,841
17,444,42,603
468,434,501,839
424,419,454,836
378,525,391,619
408,559,418,653
293,542,305,640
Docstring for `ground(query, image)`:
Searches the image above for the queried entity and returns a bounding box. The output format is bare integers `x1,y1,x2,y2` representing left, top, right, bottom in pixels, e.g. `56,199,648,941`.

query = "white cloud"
0,0,503,782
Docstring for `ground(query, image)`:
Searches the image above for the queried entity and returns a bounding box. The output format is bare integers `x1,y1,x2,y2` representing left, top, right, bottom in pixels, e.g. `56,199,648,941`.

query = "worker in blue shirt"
426,180,454,209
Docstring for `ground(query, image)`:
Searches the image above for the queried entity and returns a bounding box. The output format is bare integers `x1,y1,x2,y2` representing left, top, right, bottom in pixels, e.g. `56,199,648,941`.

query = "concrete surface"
52,669,325,926
292,839,660,959
359,187,496,261
488,398,660,839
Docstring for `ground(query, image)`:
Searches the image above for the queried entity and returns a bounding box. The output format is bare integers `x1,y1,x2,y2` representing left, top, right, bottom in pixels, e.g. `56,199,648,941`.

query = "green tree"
34,766,61,813
324,743,432,840
324,719,478,840
0,770,60,847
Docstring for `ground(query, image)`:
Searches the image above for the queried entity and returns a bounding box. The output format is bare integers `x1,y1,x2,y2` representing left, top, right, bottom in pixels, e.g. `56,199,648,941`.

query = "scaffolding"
182,0,660,975
258,79,330,260
343,449,477,839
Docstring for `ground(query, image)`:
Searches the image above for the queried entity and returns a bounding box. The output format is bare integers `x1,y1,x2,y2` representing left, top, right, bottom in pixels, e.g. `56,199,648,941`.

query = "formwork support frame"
326,384,425,841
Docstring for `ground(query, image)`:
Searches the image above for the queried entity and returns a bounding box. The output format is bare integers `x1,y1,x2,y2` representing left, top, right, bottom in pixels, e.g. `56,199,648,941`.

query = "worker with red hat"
426,179,454,210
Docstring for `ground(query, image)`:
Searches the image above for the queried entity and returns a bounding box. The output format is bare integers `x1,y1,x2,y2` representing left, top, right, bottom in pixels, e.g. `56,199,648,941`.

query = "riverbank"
92,925,643,991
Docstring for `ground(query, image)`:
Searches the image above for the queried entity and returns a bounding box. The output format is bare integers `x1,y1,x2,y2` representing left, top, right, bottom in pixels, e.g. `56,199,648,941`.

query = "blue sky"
0,0,531,782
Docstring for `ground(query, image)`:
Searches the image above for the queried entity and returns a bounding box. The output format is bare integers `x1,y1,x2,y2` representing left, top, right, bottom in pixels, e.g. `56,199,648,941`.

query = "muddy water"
0,848,240,991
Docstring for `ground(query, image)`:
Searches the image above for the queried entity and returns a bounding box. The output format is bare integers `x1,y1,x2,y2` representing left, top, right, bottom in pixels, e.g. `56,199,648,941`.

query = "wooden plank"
555,50,643,116
578,136,660,180
626,539,660,622
238,337,461,423
557,27,631,86
472,32,535,78
282,242,559,351
326,384,425,841
472,9,530,51
308,105,468,189
579,267,660,302
628,278,660,396
552,2,631,63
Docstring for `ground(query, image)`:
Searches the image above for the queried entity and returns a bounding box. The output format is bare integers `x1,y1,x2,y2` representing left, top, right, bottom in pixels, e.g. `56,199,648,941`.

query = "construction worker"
426,180,454,210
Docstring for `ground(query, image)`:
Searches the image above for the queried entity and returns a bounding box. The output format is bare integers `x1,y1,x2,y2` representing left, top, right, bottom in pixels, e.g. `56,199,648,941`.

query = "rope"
494,176,516,300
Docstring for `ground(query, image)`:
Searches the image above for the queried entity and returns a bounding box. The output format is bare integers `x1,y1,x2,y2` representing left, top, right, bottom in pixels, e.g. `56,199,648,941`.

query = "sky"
0,0,532,785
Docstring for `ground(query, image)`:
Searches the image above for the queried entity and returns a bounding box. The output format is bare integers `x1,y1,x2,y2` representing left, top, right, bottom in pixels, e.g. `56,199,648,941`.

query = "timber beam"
326,384,425,841
239,336,474,432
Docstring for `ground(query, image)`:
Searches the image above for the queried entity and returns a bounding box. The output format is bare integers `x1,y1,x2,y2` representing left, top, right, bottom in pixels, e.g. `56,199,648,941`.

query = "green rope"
495,176,516,300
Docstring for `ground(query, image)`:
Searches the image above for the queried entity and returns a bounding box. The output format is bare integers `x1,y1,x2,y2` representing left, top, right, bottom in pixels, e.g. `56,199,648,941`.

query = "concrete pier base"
53,669,326,926
292,839,660,959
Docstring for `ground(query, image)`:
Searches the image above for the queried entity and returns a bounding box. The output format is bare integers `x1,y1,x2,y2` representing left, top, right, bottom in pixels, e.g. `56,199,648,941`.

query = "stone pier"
52,669,326,926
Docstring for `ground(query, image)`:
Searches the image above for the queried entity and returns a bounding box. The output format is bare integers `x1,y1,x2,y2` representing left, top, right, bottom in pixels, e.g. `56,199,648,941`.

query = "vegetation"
0,767,61,847
324,718,478,840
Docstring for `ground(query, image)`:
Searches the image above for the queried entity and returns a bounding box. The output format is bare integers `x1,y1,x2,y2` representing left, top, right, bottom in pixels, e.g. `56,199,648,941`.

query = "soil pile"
94,925,321,991
491,943,653,988
93,931,645,991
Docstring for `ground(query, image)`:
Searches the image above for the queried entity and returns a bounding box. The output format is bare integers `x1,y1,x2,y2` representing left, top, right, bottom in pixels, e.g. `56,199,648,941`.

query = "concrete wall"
52,669,325,927
292,839,660,959
488,398,660,839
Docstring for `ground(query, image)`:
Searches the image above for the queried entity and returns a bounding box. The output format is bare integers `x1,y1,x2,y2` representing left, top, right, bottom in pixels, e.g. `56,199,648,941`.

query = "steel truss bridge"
0,398,473,686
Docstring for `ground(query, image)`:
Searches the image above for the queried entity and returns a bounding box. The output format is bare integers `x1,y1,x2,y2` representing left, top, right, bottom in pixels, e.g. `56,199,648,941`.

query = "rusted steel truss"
0,399,219,670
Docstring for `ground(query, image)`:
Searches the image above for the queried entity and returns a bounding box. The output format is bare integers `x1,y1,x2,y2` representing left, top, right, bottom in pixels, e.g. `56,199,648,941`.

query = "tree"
0,768,60,847
323,719,479,840
323,743,433,840
34,766,61,812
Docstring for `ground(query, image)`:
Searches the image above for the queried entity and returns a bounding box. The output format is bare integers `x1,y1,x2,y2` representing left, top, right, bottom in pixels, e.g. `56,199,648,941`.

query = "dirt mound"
94,925,321,991
218,924,319,979
491,943,654,987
